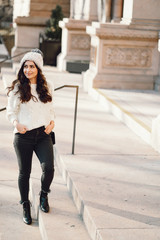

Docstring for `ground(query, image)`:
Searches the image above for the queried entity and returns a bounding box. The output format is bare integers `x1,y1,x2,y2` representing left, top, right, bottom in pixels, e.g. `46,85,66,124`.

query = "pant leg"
34,132,54,193
14,133,34,202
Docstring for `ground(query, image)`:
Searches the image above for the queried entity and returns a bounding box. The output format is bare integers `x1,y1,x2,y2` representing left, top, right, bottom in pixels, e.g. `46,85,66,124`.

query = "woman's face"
23,61,38,83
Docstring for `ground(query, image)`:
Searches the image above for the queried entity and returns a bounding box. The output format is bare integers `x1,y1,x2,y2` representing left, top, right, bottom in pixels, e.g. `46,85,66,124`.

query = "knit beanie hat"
20,49,44,71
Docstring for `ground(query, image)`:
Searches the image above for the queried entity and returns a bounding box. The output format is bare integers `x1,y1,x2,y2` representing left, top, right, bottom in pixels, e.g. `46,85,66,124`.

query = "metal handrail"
0,107,6,112
0,85,79,155
54,85,79,154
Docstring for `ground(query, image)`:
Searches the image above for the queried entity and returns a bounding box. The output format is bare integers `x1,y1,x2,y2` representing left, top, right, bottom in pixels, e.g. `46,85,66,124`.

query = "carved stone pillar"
112,0,123,23
83,22,159,91
70,0,97,20
57,0,98,72
70,0,75,18
98,0,112,22
154,32,160,90
12,16,47,61
57,19,91,72
83,0,160,91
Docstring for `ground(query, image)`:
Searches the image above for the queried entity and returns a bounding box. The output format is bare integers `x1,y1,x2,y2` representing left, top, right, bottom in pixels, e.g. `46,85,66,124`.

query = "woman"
6,49,55,225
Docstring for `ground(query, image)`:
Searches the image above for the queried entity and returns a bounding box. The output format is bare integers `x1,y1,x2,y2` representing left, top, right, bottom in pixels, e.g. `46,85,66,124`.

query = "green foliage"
45,5,64,40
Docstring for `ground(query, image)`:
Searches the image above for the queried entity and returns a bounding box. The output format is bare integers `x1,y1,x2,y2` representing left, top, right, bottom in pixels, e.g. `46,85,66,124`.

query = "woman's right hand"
13,120,28,134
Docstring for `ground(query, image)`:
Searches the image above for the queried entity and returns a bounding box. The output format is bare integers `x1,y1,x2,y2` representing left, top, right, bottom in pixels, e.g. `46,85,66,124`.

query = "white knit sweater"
7,82,55,133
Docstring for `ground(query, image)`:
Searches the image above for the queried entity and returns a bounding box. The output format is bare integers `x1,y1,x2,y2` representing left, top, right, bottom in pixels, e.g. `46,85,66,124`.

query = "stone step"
53,85,160,240
30,154,90,240
88,88,160,149
0,110,41,240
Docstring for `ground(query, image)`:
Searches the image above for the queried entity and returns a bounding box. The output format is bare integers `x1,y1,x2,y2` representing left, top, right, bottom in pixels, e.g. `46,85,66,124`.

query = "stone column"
98,0,112,23
112,0,123,23
57,0,98,73
154,32,160,90
70,0,75,18
151,33,160,152
12,16,47,61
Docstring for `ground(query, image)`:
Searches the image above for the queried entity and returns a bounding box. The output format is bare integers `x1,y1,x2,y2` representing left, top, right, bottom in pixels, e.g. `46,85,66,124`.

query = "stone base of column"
83,70,154,91
57,53,90,73
57,18,91,72
11,16,47,61
83,22,159,90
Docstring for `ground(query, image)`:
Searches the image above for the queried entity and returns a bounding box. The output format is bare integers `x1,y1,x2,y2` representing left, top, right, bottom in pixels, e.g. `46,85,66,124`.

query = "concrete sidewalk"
1,66,160,240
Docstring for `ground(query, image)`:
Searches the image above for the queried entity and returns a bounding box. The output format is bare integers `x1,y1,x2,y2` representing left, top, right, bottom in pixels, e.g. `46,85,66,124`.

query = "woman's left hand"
44,120,55,134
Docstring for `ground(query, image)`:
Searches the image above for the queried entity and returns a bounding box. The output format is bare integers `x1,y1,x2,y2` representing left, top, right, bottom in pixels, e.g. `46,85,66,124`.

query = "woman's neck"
29,78,37,84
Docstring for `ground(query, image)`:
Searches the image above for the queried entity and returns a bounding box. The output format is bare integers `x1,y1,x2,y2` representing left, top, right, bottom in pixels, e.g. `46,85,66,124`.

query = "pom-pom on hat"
20,49,44,71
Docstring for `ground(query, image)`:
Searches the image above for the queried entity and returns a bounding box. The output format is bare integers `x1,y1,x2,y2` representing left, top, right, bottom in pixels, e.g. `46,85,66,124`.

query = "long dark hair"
7,62,52,103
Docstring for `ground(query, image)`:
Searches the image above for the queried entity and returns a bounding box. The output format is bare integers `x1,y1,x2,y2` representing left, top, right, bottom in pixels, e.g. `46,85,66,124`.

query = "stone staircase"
0,64,160,240
88,88,160,146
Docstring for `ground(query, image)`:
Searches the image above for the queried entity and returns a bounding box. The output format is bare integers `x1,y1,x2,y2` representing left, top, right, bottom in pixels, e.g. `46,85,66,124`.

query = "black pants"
13,126,54,203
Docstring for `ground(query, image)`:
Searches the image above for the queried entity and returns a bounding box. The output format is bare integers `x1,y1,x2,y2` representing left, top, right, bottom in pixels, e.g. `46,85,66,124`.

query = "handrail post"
72,86,79,154
54,85,79,155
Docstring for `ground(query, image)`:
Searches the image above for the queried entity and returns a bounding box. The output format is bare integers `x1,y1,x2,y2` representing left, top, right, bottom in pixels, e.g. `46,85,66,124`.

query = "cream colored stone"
84,22,160,90
57,0,98,71
88,0,98,21
15,26,44,48
12,16,46,60
132,0,160,20
122,0,160,28
151,114,160,153
97,0,112,22
112,0,123,22
13,0,30,21
57,18,91,71
71,0,98,21
12,0,70,60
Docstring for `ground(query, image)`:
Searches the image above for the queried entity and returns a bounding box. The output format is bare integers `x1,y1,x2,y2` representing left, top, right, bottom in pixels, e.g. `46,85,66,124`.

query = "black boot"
22,201,32,225
39,191,49,213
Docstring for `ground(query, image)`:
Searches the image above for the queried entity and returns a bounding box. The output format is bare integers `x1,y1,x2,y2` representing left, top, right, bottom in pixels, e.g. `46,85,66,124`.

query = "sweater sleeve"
6,85,20,124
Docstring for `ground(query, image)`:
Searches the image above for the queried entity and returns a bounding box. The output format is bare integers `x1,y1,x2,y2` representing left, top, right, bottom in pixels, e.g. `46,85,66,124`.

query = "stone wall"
29,0,70,18
13,0,70,21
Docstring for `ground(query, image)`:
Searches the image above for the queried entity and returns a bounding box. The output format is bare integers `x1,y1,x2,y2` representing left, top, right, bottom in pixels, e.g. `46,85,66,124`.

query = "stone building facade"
57,0,160,90
12,0,70,59
12,0,160,90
